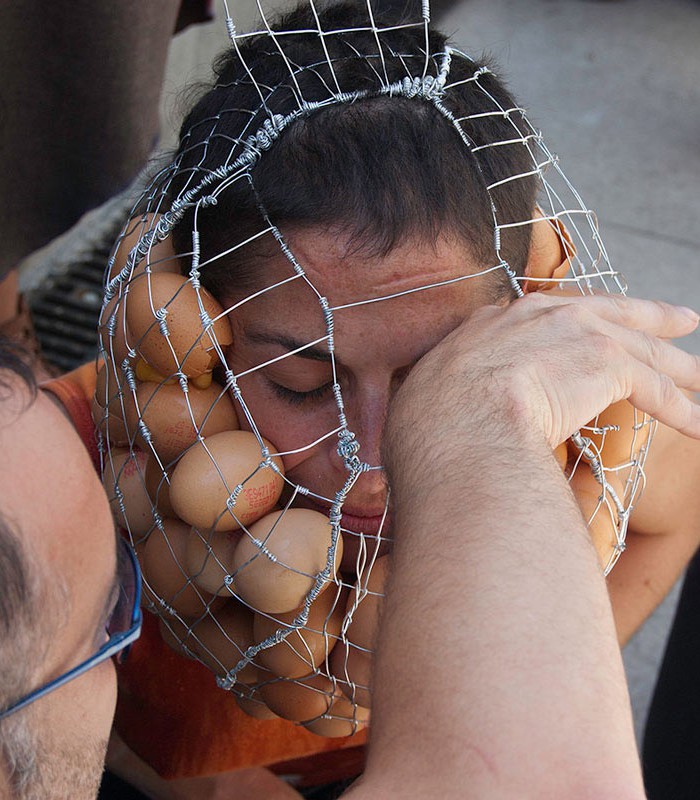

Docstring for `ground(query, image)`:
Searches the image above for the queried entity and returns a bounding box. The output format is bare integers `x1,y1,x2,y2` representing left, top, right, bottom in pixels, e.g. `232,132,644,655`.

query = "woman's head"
108,1,561,565
130,1,545,553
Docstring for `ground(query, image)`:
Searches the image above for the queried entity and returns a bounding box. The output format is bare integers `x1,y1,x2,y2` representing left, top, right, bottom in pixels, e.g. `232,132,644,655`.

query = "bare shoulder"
609,400,700,643
630,405,700,536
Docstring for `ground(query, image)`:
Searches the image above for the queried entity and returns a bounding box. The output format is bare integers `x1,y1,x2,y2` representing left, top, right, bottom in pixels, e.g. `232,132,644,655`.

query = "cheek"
235,377,340,473
80,659,118,726
42,658,117,743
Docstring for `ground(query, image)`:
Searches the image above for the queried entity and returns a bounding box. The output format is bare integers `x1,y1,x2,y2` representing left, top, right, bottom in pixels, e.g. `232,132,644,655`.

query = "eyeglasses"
0,536,142,721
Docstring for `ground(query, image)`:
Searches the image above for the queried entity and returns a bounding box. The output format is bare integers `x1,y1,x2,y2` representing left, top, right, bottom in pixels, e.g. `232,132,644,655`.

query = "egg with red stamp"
169,430,284,531
232,508,342,614
102,447,153,537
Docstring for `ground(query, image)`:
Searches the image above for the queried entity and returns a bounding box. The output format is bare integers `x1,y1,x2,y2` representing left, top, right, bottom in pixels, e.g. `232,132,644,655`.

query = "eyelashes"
268,380,335,406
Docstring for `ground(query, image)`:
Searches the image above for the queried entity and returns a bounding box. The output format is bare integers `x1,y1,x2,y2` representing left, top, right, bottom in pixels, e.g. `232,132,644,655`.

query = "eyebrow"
243,331,332,363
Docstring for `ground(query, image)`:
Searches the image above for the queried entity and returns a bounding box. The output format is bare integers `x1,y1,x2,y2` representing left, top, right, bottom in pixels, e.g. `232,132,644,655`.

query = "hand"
385,292,700,470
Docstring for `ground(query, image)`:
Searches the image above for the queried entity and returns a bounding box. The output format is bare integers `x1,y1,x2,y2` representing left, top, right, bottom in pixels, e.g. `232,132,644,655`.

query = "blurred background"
12,0,700,745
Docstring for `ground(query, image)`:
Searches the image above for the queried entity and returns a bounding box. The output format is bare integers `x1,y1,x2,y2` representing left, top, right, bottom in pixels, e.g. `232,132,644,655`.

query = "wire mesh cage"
96,0,654,735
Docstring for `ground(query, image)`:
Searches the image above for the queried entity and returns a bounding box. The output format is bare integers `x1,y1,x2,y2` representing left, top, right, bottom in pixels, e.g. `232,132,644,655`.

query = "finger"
626,361,700,439
523,292,700,340
599,324,700,394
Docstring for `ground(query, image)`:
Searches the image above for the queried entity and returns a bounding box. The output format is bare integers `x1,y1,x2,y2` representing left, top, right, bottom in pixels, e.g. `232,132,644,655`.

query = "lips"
296,494,389,535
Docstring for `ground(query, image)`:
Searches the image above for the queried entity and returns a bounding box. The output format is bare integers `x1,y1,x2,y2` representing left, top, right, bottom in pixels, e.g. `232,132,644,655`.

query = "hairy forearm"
359,421,645,799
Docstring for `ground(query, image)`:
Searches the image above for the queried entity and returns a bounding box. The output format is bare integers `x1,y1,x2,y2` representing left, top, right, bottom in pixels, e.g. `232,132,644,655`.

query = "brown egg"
191,601,260,683
301,692,370,738
98,292,131,370
93,362,135,447
100,214,180,370
186,529,243,596
569,466,625,572
92,397,130,449
125,379,238,464
233,509,342,615
125,272,232,378
143,518,222,617
235,687,280,720
344,555,390,651
144,456,177,518
102,447,154,536
329,641,373,709
259,673,335,722
553,441,569,472
108,213,180,282
523,209,576,293
253,586,347,679
169,430,284,531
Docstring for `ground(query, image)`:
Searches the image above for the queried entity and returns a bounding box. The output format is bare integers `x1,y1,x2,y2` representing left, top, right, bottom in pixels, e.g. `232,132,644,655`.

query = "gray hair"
0,515,42,797
0,340,42,796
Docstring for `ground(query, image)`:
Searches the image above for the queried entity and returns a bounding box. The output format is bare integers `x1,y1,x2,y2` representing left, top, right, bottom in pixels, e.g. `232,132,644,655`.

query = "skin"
224,227,700,642
0,382,118,799
1,223,696,798
224,227,700,798
225,228,498,570
346,288,700,799
111,224,700,798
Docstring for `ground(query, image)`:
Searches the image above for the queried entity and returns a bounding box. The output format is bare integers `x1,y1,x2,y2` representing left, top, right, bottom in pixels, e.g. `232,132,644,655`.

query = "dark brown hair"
168,2,538,297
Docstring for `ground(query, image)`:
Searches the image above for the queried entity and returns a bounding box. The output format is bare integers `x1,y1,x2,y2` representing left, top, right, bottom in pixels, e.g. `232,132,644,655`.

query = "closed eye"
268,380,335,406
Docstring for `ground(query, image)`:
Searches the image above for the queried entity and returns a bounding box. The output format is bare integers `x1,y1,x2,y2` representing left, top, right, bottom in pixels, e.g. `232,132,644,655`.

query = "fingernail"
680,306,700,323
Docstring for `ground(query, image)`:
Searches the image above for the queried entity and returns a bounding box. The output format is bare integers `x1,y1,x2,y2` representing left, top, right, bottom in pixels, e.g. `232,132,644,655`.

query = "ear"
522,207,576,293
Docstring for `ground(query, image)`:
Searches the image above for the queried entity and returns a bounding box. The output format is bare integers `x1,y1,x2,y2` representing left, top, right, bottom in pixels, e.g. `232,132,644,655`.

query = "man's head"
0,340,124,799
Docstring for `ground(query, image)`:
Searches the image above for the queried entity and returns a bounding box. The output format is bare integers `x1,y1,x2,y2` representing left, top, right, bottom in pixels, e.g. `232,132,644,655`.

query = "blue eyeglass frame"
0,537,142,721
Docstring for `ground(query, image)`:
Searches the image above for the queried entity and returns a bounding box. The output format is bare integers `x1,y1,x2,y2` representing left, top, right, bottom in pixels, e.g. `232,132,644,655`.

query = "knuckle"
591,331,620,360
550,301,588,327
608,294,631,321
642,332,663,365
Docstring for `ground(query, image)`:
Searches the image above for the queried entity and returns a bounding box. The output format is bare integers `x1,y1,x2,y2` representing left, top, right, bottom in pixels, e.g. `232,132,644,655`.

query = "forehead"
229,228,501,339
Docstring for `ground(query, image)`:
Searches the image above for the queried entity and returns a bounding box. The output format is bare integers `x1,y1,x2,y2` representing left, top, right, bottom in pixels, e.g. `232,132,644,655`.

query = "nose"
334,384,390,501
